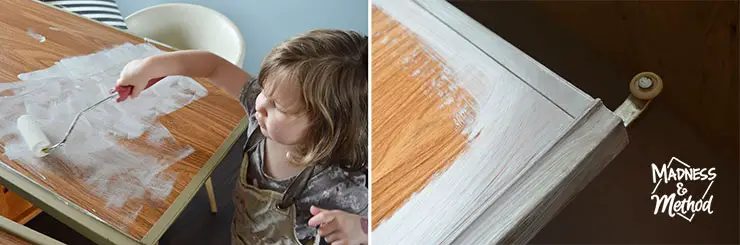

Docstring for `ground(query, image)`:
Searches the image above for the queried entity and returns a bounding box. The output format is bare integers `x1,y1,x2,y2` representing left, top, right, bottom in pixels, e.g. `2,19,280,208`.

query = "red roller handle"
111,76,165,102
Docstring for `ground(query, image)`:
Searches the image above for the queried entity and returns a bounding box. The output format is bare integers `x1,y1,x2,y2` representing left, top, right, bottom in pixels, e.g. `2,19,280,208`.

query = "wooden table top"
0,1,246,244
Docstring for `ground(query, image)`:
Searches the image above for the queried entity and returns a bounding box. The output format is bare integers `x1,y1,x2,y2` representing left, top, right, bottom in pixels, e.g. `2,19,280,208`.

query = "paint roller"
16,115,52,158
15,77,164,157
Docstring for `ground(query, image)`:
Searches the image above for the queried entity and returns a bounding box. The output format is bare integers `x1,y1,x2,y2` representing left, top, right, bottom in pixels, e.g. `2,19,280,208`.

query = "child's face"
254,78,310,146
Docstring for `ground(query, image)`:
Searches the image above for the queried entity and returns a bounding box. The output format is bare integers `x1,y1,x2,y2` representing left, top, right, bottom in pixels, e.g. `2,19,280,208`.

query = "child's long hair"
258,29,368,171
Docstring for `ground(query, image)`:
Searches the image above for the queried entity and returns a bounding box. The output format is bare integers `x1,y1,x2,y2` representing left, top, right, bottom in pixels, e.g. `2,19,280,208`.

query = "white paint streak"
147,125,172,143
47,26,87,36
27,29,46,43
117,205,143,231
405,39,475,135
144,38,177,50
380,36,389,44
0,44,205,219
373,0,578,244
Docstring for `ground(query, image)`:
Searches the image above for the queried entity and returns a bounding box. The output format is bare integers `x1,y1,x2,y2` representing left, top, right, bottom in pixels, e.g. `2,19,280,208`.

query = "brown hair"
258,29,368,171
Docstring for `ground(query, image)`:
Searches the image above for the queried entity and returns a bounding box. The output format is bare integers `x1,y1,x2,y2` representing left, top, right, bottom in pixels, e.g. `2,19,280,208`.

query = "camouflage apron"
231,129,319,245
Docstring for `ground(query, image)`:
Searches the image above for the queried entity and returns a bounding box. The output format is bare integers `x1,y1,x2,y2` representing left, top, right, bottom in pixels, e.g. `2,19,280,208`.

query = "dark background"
450,1,739,244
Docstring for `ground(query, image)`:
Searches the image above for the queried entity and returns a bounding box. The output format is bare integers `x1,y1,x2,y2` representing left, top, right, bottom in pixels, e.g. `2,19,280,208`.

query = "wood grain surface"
0,185,42,225
371,7,473,228
371,2,631,243
0,230,31,245
371,1,588,237
0,1,244,241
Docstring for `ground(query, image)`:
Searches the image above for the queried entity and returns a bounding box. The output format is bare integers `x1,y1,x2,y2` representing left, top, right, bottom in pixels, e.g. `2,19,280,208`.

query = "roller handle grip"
112,76,165,102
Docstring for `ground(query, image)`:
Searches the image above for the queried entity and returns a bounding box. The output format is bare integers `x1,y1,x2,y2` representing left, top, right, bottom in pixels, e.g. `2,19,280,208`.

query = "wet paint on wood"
0,1,245,244
371,0,628,243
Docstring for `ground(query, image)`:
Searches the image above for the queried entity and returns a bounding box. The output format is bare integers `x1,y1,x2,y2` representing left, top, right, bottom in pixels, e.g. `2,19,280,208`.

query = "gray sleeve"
326,172,369,216
238,76,261,114
350,187,369,216
350,172,369,216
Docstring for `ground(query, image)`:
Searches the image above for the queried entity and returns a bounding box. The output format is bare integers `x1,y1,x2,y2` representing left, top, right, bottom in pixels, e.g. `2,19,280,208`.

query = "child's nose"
255,96,268,117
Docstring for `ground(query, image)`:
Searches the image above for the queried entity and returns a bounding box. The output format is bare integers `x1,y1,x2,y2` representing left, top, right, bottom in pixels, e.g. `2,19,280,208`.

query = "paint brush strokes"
372,1,576,244
370,7,478,229
27,28,46,43
0,43,205,220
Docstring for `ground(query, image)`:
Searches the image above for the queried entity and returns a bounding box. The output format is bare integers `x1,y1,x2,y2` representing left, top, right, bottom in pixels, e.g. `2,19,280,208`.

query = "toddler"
117,29,368,245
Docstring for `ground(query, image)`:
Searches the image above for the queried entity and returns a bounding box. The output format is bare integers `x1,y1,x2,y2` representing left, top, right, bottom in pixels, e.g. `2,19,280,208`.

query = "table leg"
205,177,217,213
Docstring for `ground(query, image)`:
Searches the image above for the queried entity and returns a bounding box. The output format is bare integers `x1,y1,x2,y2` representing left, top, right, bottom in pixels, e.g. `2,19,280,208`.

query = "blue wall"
117,0,369,74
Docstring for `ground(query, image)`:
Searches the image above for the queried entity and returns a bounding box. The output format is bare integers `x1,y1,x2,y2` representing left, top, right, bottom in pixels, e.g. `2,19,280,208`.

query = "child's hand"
308,206,368,245
116,58,157,99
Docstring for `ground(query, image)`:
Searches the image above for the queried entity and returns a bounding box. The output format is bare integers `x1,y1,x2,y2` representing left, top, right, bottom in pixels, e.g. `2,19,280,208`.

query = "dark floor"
26,130,249,244
452,1,739,244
